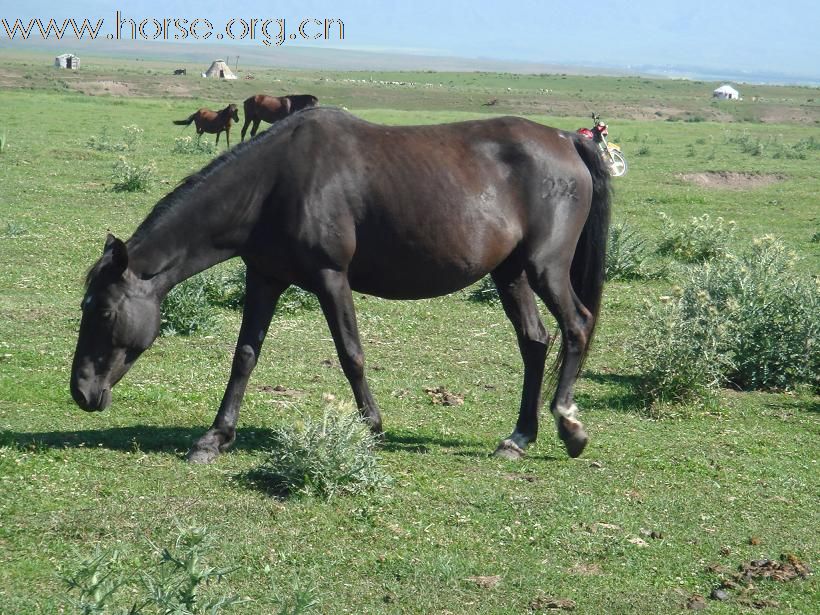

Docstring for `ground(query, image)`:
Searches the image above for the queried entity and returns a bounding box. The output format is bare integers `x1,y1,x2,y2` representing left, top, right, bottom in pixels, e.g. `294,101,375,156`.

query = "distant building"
202,59,237,80
713,84,740,100
54,53,80,70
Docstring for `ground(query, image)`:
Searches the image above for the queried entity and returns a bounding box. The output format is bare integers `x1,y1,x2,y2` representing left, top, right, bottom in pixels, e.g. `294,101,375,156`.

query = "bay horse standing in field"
71,107,611,463
240,94,318,141
173,103,240,148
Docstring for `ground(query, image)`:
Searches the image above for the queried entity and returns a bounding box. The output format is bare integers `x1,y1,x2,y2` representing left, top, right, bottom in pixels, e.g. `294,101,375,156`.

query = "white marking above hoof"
553,403,580,424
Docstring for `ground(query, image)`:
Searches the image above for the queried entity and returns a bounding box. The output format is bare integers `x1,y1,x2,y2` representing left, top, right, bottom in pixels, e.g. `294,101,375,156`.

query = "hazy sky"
8,1,819,78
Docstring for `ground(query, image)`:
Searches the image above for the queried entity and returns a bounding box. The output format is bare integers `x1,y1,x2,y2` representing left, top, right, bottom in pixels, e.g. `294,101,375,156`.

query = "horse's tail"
568,134,612,366
173,114,195,126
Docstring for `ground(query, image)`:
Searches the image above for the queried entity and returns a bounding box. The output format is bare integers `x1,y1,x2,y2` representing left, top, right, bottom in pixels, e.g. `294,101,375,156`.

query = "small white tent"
713,84,740,100
202,59,237,80
54,53,80,69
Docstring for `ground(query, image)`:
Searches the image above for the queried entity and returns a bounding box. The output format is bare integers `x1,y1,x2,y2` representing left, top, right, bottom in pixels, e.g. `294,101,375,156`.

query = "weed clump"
160,274,217,336
657,213,736,263
246,403,390,499
62,526,245,614
606,221,665,281
634,236,819,404
466,275,500,305
111,157,155,192
172,135,217,155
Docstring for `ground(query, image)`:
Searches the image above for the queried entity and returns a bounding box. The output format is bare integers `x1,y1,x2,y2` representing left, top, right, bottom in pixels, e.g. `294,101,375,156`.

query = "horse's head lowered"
70,235,161,411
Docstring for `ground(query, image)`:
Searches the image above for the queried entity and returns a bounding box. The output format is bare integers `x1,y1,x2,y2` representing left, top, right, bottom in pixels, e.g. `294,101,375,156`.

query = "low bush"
111,157,155,193
160,274,217,336
246,403,390,499
88,124,143,152
657,213,736,263
62,526,245,614
606,221,665,281
633,236,819,405
278,286,321,315
466,275,500,305
172,135,217,155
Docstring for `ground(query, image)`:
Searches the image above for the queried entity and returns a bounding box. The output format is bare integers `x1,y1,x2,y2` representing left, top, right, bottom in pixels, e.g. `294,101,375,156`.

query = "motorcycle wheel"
608,149,628,177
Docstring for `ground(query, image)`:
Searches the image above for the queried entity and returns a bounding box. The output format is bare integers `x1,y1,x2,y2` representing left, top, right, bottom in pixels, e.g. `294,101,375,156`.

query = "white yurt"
713,84,740,100
54,53,80,69
202,59,237,80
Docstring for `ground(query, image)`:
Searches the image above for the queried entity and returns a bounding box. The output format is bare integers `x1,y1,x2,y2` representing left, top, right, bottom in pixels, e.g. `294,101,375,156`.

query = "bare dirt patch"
679,171,785,190
76,80,132,96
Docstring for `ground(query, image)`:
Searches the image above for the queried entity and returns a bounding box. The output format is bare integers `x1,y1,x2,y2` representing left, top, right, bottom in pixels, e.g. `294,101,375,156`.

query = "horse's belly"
346,225,518,299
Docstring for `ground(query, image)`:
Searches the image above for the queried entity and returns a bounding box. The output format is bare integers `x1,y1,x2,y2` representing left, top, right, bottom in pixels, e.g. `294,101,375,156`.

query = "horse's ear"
103,233,129,274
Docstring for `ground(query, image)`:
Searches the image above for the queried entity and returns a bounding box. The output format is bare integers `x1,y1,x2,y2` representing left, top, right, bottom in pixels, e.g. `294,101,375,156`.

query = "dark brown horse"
71,108,610,464
240,94,318,141
173,104,240,148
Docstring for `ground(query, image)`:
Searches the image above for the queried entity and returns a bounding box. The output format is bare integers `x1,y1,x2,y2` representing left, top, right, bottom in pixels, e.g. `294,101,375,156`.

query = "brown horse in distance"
240,94,318,141
173,104,240,148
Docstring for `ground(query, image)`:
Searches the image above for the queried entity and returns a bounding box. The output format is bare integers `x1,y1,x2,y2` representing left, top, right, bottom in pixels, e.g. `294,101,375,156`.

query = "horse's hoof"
558,418,588,458
494,438,526,460
186,447,219,464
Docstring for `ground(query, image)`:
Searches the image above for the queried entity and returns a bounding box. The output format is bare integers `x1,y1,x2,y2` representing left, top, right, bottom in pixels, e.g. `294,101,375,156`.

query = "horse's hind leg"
491,265,550,460
526,259,594,458
250,120,261,138
241,118,251,142
187,269,287,463
314,269,382,432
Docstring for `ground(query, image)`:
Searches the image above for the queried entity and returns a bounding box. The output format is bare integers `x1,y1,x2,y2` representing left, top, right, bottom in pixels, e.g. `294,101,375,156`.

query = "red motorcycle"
577,114,628,177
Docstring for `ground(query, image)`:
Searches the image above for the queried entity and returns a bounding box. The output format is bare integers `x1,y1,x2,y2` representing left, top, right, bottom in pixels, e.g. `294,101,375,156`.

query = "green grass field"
0,54,818,613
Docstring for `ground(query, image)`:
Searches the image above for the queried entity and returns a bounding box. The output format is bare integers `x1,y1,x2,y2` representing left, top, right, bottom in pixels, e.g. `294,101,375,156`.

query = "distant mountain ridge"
3,38,817,86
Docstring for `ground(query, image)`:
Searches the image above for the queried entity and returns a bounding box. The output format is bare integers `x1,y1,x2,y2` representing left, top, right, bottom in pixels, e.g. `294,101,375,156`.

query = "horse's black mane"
81,107,333,288
129,106,328,245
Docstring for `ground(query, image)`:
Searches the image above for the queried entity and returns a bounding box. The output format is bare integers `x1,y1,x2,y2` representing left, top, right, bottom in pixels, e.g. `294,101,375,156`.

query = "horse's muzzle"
71,380,111,411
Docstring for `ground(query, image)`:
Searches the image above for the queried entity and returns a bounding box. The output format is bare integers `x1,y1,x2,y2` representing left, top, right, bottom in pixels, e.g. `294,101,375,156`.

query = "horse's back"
254,109,591,298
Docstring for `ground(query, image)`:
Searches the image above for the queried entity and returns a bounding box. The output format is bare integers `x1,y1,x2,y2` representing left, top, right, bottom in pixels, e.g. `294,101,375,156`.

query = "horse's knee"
342,350,365,380
232,344,257,377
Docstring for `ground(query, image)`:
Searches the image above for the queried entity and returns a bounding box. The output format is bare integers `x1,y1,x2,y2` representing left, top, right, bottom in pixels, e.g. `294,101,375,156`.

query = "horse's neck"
127,174,256,297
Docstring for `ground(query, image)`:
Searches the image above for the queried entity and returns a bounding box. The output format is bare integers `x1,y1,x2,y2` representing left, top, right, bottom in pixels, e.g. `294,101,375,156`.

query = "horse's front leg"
187,269,287,463
314,269,383,433
225,127,230,148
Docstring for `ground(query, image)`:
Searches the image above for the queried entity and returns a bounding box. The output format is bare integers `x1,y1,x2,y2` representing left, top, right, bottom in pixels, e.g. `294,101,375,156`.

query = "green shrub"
111,157,155,192
87,125,143,152
706,237,819,391
172,135,217,155
634,236,819,404
657,213,736,263
246,403,390,499
203,263,247,310
466,275,500,305
606,221,665,281
2,221,27,238
632,286,734,405
278,286,321,315
62,526,245,614
161,275,217,336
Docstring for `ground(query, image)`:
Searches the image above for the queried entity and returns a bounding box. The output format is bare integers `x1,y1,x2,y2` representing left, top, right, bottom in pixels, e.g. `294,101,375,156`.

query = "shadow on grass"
582,371,648,414
0,425,489,458
0,425,278,457
381,429,487,455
